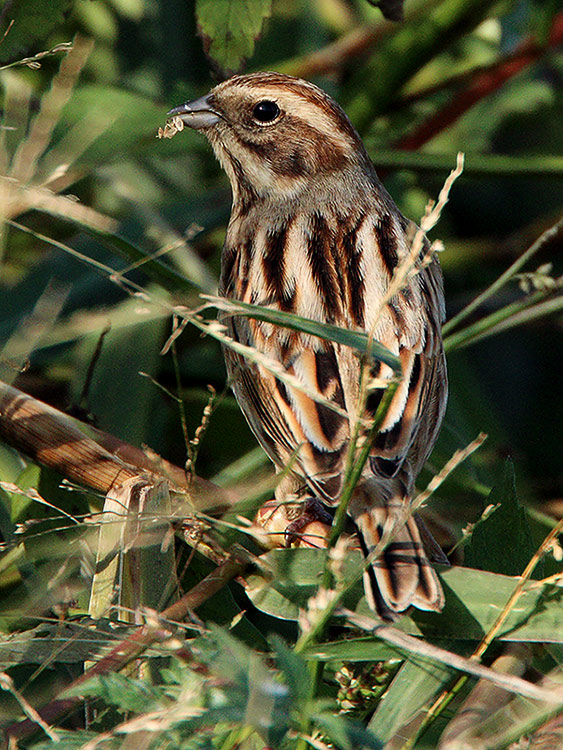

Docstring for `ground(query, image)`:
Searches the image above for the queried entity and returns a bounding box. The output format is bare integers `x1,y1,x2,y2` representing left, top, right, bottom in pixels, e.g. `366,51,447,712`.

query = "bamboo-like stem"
0,380,139,494
0,380,233,511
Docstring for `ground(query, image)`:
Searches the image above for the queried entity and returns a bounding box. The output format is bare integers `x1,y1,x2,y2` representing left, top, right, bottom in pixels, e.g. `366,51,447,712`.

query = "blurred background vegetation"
0,0,561,747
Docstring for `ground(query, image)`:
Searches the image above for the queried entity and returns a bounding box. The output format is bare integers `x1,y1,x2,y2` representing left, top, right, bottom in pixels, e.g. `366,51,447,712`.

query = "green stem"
444,289,562,352
367,150,563,178
326,380,399,555
443,218,563,335
402,676,469,750
295,380,400,657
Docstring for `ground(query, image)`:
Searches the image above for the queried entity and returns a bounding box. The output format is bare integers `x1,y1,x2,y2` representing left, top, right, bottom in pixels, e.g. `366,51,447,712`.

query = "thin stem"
406,518,563,747
443,218,563,335
327,381,399,554
367,150,563,177
444,288,563,352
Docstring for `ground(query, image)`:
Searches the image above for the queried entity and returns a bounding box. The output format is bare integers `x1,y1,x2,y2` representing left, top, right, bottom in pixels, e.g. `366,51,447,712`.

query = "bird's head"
168,72,371,204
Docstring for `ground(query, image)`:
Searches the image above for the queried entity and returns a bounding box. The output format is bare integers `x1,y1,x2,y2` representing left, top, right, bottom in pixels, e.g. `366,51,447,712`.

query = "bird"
168,71,448,617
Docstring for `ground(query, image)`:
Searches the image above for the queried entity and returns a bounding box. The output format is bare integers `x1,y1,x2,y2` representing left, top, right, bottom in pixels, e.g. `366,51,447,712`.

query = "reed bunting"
168,72,448,616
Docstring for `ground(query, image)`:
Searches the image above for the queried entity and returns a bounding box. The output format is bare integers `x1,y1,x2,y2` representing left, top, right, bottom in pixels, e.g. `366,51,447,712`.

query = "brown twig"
0,380,233,510
0,380,139,495
278,25,390,79
4,554,247,743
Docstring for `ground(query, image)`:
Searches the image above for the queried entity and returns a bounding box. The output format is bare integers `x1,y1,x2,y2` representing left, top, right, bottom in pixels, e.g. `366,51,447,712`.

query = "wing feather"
221,206,446,501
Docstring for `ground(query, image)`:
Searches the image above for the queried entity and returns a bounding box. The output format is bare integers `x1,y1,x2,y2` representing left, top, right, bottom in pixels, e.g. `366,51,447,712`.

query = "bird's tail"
350,490,444,618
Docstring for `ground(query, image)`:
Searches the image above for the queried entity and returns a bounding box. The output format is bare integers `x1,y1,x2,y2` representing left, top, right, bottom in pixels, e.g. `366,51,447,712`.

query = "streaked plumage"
170,72,448,616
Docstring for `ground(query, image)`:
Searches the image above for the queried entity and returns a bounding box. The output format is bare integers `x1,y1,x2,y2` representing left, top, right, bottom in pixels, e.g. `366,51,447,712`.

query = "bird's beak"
167,94,220,130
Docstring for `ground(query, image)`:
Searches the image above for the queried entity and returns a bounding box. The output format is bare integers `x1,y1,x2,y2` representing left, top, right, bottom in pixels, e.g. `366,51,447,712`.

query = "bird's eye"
252,100,280,123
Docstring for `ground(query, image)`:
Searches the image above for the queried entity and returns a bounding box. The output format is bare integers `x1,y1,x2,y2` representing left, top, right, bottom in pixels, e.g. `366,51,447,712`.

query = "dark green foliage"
0,0,72,65
0,0,561,748
465,460,537,576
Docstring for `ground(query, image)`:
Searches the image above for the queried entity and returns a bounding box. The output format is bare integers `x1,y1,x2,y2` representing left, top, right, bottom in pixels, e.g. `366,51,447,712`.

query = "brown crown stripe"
307,213,340,319
375,213,399,277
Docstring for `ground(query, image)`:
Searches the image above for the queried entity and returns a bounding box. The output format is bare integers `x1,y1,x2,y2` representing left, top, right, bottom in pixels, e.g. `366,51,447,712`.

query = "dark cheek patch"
236,114,348,177
282,148,308,176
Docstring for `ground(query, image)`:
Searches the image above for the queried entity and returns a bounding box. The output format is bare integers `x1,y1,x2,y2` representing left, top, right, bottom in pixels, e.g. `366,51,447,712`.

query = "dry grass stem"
157,116,184,139
9,36,93,184
0,41,73,71
375,153,464,324
0,672,60,742
412,431,487,513
343,612,562,704
172,306,357,423
472,516,563,662
444,215,563,335
419,516,563,739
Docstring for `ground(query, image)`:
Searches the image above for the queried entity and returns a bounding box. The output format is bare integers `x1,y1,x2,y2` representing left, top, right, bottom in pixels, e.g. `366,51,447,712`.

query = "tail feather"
353,502,444,616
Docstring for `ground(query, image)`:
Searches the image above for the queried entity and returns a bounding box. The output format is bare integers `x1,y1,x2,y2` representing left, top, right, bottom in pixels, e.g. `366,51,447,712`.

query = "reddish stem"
396,13,563,151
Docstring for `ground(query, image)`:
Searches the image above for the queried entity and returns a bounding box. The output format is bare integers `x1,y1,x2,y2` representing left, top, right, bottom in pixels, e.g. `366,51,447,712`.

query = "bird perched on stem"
168,72,448,618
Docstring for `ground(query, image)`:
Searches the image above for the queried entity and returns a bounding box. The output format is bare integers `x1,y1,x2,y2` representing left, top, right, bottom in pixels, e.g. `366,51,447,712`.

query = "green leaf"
196,0,273,76
269,634,312,703
367,657,453,744
0,620,136,670
365,149,563,178
464,460,536,576
31,730,103,750
67,672,162,713
75,305,167,446
247,549,563,643
0,0,72,65
204,295,401,374
304,639,403,663
314,709,384,750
